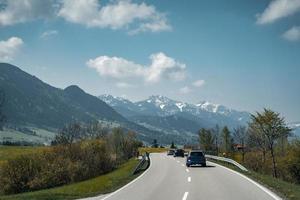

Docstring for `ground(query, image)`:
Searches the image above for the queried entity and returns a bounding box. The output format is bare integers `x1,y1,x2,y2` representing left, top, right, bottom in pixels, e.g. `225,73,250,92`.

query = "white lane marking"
182,192,189,200
188,177,191,182
186,168,189,172
101,155,153,200
209,161,282,200
177,160,180,163
181,164,185,167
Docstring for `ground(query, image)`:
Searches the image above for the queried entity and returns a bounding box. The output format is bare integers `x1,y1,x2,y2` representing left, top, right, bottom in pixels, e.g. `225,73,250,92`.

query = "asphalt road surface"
94,153,281,200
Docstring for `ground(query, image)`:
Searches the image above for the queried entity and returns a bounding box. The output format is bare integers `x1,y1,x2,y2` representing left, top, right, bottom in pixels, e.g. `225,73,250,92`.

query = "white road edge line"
186,168,189,172
208,161,282,200
100,156,153,200
182,192,189,200
188,177,191,182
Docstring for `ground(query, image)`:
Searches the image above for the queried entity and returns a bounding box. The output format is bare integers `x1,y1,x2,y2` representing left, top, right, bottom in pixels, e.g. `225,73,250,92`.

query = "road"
95,153,281,200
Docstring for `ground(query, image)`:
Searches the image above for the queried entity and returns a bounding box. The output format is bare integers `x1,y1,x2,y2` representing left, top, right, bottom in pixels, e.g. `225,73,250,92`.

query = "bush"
0,155,41,194
0,137,138,195
285,141,300,184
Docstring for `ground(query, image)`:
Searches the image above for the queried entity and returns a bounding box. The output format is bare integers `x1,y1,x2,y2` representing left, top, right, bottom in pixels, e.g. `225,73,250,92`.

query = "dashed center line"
186,168,189,172
188,177,191,182
182,192,189,200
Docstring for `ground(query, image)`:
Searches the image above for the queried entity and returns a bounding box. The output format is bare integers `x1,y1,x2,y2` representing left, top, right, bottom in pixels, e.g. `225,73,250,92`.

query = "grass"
207,158,300,200
0,128,56,145
139,147,167,154
0,158,141,200
0,146,45,161
0,145,49,165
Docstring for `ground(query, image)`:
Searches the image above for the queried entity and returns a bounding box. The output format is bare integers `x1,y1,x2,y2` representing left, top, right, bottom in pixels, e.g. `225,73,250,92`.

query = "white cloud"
0,0,55,26
282,26,300,41
116,82,135,88
87,52,186,83
256,0,300,24
179,86,191,94
40,30,58,39
58,0,171,33
192,80,205,87
0,37,23,62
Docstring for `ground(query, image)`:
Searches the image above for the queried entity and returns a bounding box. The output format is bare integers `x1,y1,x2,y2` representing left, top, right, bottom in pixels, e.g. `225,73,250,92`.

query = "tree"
0,90,6,130
52,122,83,145
199,128,215,152
170,141,176,149
152,139,158,148
233,126,248,163
248,109,291,178
221,126,232,155
86,121,108,139
212,125,220,155
248,123,268,163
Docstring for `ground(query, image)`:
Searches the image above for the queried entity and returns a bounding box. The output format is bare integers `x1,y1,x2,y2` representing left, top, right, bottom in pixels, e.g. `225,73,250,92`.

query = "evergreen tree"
152,139,158,148
170,141,176,149
199,128,215,152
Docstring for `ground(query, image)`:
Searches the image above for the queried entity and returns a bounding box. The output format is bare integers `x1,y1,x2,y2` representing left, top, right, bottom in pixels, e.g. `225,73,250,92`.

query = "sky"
0,0,300,122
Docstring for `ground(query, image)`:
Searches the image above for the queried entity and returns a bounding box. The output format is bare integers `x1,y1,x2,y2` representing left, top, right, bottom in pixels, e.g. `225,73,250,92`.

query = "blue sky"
0,0,300,122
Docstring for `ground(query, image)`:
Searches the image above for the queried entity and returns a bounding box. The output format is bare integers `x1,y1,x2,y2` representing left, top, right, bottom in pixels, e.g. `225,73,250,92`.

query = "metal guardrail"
132,152,150,175
205,154,248,172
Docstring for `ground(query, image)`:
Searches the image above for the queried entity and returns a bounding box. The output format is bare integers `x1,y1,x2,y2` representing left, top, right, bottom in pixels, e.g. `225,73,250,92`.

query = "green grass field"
207,158,300,200
0,158,140,200
0,128,56,145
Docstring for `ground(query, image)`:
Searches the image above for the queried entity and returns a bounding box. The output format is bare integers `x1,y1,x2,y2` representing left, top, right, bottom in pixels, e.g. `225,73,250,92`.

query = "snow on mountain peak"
196,101,220,113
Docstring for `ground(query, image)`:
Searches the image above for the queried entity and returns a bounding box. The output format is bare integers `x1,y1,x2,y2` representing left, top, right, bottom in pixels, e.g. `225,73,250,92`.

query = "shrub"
0,155,41,194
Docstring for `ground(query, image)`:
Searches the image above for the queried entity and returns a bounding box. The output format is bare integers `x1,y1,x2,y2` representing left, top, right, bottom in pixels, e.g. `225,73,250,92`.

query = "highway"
92,153,282,200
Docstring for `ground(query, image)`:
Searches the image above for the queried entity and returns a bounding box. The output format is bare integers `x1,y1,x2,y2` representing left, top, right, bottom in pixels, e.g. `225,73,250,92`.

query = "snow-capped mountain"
99,94,251,132
289,122,300,137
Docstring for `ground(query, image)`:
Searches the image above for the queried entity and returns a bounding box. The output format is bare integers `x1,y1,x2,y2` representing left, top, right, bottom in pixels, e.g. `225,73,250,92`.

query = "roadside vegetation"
0,122,142,196
199,108,300,199
0,146,49,165
207,158,300,200
0,158,140,200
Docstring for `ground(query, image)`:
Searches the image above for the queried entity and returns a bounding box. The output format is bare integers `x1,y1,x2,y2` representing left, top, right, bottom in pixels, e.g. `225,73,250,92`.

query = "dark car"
174,149,184,157
167,149,175,156
186,150,206,167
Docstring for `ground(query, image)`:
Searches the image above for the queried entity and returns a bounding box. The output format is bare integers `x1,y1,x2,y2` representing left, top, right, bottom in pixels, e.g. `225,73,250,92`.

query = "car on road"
186,150,206,167
167,149,175,156
174,149,184,157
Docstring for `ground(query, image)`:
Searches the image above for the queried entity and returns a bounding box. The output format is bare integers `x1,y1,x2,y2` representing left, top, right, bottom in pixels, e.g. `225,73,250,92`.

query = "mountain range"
0,63,165,144
1,63,296,145
99,94,251,138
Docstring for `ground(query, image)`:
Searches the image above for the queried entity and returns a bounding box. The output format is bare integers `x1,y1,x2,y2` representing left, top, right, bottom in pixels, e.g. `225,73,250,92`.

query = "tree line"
0,122,142,195
198,108,300,184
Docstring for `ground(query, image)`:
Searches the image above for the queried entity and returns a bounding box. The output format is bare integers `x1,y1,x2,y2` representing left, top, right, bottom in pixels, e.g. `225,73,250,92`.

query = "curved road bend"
95,153,281,200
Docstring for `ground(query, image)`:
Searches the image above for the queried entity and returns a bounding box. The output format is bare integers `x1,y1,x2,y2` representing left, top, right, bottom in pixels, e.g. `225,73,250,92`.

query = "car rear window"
190,152,204,157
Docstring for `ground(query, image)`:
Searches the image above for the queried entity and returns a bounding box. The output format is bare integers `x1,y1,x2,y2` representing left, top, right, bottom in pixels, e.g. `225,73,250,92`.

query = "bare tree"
86,121,108,139
212,125,220,155
233,126,248,163
248,109,291,178
221,126,232,155
53,122,83,146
